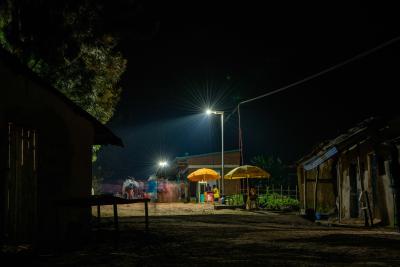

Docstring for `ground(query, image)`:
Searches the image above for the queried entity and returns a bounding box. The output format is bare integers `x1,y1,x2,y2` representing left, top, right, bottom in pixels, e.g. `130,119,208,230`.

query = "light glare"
159,161,168,167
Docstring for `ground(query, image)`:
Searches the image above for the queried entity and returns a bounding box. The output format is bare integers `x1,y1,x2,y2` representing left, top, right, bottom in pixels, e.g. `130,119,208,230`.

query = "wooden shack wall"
298,138,397,226
336,142,395,226
298,159,336,213
0,58,95,244
318,142,394,225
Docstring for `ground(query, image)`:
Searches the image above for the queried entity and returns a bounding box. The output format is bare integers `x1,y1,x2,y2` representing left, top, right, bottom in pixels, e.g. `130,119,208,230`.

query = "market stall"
187,168,220,203
224,165,270,209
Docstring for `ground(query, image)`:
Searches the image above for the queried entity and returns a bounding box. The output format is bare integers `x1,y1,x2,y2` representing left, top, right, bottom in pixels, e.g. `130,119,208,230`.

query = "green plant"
258,193,300,211
225,194,244,206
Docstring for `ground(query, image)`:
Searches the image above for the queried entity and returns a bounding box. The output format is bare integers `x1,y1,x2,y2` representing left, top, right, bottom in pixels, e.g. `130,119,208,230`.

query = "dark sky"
97,1,400,181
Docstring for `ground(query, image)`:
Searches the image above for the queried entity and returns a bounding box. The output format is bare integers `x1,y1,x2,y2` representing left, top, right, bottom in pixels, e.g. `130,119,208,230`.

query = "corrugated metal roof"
298,117,380,170
303,147,338,170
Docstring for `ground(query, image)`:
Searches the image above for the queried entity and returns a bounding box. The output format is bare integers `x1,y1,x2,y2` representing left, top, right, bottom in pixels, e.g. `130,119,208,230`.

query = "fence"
239,184,298,200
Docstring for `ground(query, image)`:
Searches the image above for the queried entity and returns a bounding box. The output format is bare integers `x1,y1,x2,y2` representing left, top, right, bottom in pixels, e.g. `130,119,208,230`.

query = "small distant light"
206,109,212,115
159,161,168,167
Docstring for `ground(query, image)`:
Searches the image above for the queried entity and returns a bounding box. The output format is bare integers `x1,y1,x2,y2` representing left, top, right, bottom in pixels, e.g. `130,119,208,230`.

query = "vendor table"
58,194,150,233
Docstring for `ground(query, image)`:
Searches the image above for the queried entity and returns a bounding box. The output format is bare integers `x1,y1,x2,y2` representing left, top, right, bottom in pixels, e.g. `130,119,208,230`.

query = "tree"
251,154,294,186
0,0,127,124
1,0,134,194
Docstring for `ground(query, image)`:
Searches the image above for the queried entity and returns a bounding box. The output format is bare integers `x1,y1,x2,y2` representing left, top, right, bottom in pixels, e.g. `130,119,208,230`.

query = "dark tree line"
1,0,159,124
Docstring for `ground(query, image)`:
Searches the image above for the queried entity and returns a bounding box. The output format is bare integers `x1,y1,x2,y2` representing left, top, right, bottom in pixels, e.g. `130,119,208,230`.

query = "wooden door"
5,123,37,243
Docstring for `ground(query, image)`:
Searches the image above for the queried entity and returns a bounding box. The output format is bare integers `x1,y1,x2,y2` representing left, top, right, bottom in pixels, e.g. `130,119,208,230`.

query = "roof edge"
175,149,240,160
0,48,123,147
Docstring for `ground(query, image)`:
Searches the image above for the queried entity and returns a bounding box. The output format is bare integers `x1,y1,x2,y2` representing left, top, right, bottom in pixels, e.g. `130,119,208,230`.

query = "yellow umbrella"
224,165,270,209
187,168,221,182
224,165,271,179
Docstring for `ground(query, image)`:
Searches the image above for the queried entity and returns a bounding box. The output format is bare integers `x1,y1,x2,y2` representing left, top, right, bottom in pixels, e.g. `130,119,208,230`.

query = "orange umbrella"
187,168,221,182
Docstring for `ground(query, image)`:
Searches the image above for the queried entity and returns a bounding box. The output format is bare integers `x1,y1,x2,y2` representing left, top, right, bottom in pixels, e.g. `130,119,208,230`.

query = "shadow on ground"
3,212,400,266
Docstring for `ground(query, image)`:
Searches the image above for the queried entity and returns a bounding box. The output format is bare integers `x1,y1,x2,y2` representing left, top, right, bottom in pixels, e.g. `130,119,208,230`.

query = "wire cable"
226,35,400,122
229,35,400,164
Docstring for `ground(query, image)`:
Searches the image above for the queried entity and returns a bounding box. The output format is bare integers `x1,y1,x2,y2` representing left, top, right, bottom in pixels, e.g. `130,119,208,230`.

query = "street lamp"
205,108,225,196
158,161,168,178
158,161,168,168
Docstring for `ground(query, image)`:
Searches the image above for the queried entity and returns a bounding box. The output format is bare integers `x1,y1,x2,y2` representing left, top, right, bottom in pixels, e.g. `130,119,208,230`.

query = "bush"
225,194,244,206
258,193,300,211
224,193,300,211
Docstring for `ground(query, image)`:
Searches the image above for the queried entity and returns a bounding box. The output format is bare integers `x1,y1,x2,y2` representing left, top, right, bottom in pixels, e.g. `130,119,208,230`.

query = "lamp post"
206,109,225,196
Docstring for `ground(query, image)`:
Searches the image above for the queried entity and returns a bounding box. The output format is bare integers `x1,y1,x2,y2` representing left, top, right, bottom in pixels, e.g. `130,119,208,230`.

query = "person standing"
212,185,220,203
206,183,211,192
249,186,258,209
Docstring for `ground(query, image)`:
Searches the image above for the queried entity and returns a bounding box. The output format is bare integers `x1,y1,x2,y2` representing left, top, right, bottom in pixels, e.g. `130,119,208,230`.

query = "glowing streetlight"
158,161,168,168
205,108,225,196
158,160,168,179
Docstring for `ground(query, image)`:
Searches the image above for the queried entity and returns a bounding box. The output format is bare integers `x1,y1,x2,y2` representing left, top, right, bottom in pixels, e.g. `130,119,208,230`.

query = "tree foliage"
0,0,127,124
251,154,294,186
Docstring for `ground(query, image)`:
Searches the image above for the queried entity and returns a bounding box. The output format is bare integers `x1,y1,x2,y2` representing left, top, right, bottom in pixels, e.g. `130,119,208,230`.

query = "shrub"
258,193,300,211
225,194,244,206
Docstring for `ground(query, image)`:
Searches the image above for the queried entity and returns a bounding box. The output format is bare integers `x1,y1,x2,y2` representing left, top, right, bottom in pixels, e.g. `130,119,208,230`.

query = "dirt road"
8,203,400,266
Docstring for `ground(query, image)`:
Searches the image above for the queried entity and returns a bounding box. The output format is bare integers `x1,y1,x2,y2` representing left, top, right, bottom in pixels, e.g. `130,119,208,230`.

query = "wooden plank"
97,204,101,223
313,166,320,212
337,159,342,223
365,191,374,226
306,179,333,183
303,169,307,210
58,195,150,235
58,195,150,206
145,201,149,232
113,202,119,232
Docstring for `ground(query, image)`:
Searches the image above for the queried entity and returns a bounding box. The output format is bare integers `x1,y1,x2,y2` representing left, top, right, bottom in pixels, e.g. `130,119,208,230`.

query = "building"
0,49,122,246
168,149,241,200
297,117,400,228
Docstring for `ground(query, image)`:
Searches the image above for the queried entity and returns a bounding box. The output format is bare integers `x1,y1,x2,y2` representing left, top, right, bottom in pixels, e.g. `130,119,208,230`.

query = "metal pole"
221,112,224,196
238,104,244,165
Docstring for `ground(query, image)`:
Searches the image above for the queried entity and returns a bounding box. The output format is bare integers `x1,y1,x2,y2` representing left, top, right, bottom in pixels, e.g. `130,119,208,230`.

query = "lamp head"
159,161,168,167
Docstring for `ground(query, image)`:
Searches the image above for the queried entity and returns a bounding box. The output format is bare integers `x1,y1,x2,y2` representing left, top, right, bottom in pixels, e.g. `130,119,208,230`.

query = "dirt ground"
5,203,400,266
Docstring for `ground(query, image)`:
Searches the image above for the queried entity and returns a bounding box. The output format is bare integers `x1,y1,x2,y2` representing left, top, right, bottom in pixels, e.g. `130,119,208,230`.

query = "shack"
0,49,123,246
297,117,400,227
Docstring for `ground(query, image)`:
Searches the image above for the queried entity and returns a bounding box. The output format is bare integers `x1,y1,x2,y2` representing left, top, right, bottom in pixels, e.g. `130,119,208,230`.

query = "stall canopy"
187,168,221,182
224,165,271,179
224,165,271,209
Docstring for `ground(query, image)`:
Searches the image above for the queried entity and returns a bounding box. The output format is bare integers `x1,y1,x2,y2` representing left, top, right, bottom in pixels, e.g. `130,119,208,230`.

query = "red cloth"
206,192,214,202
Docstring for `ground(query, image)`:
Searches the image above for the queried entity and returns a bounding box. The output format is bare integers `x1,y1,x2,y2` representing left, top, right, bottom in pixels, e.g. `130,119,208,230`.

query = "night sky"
97,1,400,181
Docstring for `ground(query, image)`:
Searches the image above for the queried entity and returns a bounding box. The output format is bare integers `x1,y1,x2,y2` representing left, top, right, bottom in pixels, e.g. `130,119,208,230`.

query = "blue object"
304,147,338,170
315,212,321,220
200,194,205,203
